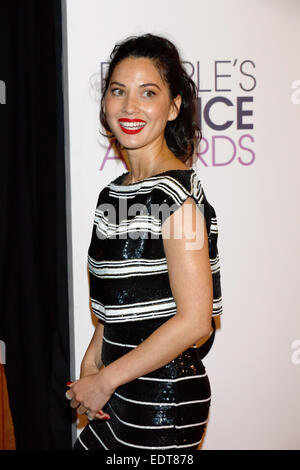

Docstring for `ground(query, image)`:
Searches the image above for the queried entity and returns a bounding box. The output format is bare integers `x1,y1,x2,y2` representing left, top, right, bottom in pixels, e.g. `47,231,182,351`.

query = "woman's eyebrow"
110,81,161,90
140,83,161,90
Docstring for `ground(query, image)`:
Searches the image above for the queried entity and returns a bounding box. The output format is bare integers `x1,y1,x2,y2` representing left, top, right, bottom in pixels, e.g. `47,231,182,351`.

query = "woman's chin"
117,139,146,151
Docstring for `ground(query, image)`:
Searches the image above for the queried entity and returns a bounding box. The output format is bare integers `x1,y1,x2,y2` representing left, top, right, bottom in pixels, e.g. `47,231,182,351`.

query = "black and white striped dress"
73,168,223,450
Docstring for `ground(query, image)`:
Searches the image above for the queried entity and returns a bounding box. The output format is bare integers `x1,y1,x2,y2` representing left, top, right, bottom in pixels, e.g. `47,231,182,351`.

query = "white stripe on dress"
102,335,199,351
114,392,211,406
88,255,168,278
91,296,177,323
106,402,208,430
92,310,177,323
104,420,203,449
78,434,89,450
88,424,108,449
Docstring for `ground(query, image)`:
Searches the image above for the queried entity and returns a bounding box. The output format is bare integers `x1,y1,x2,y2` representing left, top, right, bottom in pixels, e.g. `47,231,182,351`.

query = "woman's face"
103,57,181,151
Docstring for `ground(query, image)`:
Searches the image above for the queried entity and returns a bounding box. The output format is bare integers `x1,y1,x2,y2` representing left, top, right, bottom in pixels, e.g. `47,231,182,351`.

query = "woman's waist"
102,321,206,379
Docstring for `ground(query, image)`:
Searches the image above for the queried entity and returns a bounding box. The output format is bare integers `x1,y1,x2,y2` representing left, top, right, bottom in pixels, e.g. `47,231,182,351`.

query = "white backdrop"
64,0,300,449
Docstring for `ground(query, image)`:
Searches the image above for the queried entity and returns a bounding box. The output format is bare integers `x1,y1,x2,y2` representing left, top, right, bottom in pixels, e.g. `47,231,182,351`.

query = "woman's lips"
118,119,146,134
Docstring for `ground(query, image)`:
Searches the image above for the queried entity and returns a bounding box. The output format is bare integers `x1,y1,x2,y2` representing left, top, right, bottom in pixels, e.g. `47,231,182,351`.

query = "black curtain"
0,0,73,449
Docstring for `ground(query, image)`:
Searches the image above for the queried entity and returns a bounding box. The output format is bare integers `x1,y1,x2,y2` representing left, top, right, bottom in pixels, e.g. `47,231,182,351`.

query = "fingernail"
66,381,72,386
103,416,110,420
97,410,104,415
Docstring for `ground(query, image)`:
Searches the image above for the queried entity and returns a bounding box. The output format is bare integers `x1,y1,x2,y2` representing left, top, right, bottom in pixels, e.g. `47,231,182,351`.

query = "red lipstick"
118,118,146,135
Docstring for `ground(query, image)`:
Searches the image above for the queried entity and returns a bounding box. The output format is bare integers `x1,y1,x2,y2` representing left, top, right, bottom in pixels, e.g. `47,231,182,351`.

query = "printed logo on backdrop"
95,59,256,169
183,59,256,166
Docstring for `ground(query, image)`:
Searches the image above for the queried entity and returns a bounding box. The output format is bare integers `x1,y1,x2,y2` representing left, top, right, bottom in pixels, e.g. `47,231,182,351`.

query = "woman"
68,33,223,450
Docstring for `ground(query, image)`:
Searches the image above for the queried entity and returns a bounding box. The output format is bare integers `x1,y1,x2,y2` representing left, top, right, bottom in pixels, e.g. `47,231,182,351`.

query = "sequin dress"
73,168,223,450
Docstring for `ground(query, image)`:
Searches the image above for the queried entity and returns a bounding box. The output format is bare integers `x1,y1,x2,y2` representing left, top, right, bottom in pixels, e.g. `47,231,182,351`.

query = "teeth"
119,121,146,129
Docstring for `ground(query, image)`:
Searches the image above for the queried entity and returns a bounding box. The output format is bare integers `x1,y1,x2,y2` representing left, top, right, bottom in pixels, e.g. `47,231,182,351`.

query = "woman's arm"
68,318,111,419
80,319,104,378
69,197,213,418
101,197,213,391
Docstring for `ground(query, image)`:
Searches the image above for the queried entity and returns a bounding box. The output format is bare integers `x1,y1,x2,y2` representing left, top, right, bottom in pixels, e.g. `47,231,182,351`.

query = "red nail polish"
97,410,104,415
66,381,72,386
103,416,110,420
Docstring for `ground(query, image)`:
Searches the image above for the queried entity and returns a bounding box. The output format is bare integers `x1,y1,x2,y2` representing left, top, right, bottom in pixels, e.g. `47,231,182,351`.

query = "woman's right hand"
75,362,110,420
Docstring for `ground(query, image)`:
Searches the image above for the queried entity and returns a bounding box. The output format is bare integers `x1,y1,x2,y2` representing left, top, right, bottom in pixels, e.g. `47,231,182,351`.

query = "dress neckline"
111,168,195,187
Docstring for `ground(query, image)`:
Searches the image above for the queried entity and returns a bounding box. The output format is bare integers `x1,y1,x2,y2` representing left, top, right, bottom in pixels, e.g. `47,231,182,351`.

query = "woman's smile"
118,118,147,134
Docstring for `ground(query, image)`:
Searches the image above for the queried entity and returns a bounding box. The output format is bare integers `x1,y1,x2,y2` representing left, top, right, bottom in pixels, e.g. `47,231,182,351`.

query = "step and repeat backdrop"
64,0,300,449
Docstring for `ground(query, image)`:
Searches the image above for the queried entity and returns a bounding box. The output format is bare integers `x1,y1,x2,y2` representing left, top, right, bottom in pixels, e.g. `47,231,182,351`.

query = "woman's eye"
110,88,155,97
111,88,124,96
143,90,155,97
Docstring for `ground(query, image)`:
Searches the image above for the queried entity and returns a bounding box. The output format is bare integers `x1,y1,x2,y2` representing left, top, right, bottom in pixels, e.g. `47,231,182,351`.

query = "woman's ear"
168,94,182,121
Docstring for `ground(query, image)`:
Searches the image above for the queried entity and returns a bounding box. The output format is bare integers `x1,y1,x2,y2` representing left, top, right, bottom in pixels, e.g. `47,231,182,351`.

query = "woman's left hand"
66,370,115,420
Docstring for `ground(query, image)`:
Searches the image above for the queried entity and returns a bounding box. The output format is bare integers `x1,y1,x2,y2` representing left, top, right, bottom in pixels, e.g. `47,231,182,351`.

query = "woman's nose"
122,92,139,114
